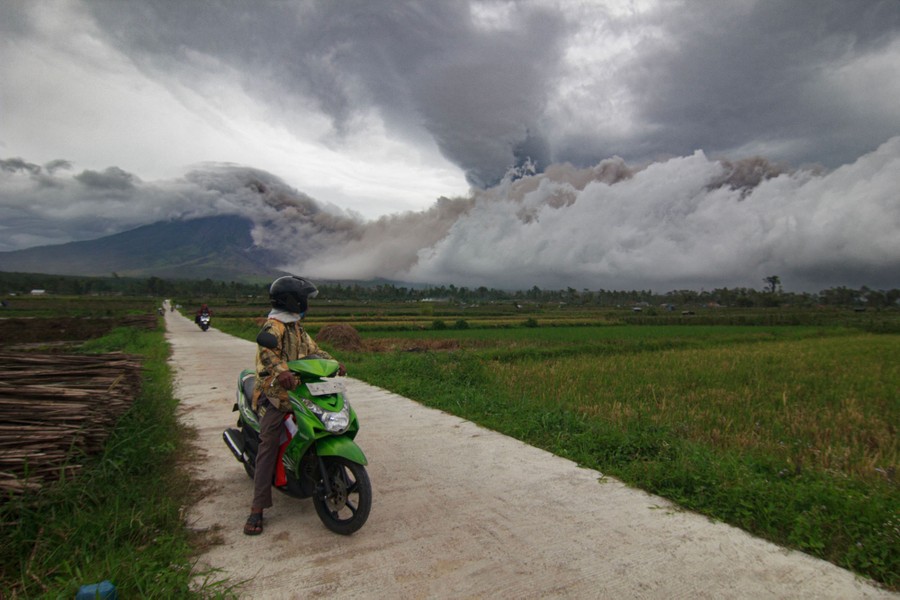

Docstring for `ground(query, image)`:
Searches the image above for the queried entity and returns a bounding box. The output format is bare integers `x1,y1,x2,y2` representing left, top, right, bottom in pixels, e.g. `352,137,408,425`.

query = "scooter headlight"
321,405,350,433
300,396,351,434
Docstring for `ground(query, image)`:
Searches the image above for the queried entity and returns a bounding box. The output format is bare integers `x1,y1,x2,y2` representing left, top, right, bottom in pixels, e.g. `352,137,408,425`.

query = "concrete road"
165,306,895,599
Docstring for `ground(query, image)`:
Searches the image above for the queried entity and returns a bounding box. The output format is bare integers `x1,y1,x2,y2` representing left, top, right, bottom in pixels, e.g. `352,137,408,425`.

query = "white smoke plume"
295,137,900,292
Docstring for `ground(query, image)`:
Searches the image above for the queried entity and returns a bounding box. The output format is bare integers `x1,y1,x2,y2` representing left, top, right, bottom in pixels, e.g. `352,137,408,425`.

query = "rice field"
215,306,899,587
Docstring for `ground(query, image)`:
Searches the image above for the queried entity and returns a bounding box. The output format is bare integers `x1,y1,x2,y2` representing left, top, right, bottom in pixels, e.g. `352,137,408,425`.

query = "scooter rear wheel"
313,457,371,535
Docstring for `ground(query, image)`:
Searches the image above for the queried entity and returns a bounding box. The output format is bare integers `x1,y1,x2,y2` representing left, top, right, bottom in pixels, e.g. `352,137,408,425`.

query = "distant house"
30,289,46,296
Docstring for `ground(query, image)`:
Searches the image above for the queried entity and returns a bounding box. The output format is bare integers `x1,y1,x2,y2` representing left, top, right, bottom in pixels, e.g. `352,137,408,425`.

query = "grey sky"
1,0,899,291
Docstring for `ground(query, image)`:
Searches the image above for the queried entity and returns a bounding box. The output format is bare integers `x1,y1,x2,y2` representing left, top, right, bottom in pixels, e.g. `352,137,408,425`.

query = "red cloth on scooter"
274,413,296,487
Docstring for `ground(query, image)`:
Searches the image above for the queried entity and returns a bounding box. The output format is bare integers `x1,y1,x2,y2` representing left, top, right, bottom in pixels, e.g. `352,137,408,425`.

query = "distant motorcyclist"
194,303,212,325
243,275,345,535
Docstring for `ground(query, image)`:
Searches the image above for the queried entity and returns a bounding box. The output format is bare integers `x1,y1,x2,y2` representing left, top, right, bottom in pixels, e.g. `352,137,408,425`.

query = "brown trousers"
251,396,285,510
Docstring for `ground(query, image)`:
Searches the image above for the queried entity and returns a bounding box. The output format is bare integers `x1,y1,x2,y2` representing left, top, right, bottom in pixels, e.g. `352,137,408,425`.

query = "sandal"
243,512,264,535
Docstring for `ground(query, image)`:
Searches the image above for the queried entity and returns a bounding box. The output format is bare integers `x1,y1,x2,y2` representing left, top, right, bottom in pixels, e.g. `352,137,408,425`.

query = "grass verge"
0,325,237,598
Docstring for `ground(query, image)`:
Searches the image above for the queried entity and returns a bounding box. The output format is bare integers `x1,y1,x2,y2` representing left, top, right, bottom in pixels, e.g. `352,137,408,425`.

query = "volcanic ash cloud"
298,138,900,292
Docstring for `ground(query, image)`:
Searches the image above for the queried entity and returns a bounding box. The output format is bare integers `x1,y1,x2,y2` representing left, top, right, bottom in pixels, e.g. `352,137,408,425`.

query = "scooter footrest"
223,428,245,462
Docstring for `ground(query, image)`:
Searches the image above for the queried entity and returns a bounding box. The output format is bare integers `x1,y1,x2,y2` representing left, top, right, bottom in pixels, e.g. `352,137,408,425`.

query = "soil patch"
363,338,461,352
0,315,157,348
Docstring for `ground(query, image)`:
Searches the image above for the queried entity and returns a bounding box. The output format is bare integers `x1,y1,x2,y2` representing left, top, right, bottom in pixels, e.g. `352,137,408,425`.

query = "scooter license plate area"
306,381,345,396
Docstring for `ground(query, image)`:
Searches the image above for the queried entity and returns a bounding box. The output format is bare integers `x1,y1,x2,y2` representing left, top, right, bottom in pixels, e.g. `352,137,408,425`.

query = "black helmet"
269,275,318,314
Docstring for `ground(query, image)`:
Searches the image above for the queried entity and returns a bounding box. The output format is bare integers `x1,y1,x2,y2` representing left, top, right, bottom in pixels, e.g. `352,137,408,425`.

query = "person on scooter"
194,303,212,325
244,275,346,535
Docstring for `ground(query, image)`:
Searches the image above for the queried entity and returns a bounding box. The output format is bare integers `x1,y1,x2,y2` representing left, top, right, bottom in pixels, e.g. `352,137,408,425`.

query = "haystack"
316,324,363,351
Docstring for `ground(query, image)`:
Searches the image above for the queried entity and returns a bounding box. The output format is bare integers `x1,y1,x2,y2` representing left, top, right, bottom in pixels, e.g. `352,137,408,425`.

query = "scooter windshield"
287,357,340,378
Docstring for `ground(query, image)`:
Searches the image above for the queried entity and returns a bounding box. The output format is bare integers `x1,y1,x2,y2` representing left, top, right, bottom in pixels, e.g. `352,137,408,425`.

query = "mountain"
0,215,286,281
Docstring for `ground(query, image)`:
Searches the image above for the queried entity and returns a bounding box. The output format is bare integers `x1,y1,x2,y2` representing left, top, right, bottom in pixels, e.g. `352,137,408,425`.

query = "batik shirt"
253,318,332,411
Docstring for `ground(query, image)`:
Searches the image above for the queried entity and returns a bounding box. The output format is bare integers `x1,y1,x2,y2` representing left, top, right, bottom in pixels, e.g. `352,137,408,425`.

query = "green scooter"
223,357,372,535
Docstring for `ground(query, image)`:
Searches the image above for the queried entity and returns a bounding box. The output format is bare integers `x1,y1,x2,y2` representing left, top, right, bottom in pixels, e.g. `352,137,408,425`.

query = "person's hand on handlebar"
276,370,298,390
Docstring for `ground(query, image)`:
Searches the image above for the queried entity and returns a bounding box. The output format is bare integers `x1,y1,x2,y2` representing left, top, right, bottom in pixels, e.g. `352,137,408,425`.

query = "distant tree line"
0,273,265,299
1,271,897,309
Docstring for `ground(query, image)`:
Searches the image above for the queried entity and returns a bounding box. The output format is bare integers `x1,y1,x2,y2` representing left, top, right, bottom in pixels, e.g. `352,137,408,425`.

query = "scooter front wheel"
313,457,371,535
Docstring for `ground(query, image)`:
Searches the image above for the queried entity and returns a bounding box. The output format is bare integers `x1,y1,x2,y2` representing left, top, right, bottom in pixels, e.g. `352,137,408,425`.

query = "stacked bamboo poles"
0,352,143,495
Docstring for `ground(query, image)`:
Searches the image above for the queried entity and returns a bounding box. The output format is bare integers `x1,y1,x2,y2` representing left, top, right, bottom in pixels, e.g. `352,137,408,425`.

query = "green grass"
0,323,238,598
335,324,898,589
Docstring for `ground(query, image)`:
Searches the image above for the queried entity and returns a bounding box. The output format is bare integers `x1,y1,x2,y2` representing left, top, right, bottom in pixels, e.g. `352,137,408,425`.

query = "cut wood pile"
0,352,143,495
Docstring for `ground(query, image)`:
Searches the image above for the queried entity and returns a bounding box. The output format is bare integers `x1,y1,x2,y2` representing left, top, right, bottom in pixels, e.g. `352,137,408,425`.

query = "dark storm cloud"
81,0,900,183
384,4,567,186
0,158,73,190
74,167,140,190
84,0,568,187
44,159,73,174
0,2,32,36
561,0,900,168
0,158,42,175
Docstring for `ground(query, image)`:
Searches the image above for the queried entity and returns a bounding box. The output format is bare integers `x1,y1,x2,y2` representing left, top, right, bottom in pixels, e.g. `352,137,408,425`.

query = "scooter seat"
241,374,256,407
